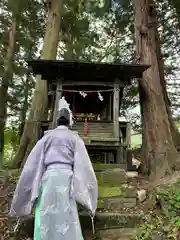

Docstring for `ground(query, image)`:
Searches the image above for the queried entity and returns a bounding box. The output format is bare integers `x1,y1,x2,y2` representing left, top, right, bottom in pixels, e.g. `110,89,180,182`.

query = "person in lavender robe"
9,97,98,240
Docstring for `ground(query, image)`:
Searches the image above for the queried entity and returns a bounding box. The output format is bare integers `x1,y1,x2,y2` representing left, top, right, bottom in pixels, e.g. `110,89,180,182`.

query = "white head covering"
58,97,73,127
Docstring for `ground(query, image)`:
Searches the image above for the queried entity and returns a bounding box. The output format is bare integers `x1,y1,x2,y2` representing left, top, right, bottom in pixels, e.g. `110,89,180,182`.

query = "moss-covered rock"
98,228,137,239
80,212,144,230
98,185,136,198
103,197,137,210
99,186,123,198
96,169,126,185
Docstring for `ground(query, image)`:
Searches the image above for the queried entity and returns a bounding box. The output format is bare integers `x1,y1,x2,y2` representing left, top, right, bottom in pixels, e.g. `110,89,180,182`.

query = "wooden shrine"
27,60,149,166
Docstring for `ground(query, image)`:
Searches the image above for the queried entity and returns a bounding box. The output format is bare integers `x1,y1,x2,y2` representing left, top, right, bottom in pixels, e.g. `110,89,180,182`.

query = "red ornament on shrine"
84,118,88,137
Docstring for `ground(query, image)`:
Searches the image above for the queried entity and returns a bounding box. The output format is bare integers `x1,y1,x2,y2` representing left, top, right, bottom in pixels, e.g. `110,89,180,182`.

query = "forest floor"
127,171,180,240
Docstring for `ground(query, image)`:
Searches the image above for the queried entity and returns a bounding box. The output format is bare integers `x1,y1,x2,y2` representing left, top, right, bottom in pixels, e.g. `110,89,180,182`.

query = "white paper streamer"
97,92,103,101
79,91,87,98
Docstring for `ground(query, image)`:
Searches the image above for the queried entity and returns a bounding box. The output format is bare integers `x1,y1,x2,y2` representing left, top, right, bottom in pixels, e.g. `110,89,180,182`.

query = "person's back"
43,126,76,168
34,126,83,240
9,98,98,240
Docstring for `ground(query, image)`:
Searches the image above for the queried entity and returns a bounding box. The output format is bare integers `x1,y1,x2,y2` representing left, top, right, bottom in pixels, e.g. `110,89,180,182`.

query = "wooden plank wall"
73,122,114,139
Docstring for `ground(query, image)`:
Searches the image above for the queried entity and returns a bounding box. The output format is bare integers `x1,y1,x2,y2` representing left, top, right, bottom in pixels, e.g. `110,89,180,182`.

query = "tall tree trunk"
134,0,180,181
12,0,63,168
18,47,34,138
19,74,29,137
156,38,180,147
0,17,17,165
159,0,180,147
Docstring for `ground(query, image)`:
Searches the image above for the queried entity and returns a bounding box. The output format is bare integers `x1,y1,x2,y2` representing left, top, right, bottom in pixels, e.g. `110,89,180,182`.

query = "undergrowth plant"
134,179,180,240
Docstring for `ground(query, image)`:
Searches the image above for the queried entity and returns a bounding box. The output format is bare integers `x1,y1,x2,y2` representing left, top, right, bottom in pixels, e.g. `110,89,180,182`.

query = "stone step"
98,197,137,210
80,212,143,231
93,163,125,171
9,215,139,239
84,228,137,240
96,169,127,185
98,185,137,198
98,185,137,209
98,228,137,240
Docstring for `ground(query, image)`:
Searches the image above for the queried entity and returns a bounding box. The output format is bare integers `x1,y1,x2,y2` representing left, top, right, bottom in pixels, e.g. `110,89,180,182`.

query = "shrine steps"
84,228,137,240
94,164,138,210
81,163,142,240
93,163,126,171
80,211,143,229
80,210,143,239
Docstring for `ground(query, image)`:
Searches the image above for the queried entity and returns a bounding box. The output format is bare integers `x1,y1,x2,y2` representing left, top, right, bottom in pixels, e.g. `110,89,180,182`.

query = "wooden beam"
52,80,63,129
62,81,128,87
119,87,124,110
108,93,112,120
113,81,120,138
63,81,114,86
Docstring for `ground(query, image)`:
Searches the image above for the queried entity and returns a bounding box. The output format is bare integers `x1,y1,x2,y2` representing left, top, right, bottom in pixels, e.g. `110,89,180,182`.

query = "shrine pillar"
113,81,120,139
52,79,63,129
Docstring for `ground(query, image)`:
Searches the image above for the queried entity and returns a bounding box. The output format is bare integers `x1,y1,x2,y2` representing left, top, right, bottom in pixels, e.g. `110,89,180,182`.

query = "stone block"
98,185,136,199
80,212,144,230
98,186,123,198
96,169,126,185
93,164,125,172
137,189,147,203
103,197,137,210
121,184,137,198
98,228,137,240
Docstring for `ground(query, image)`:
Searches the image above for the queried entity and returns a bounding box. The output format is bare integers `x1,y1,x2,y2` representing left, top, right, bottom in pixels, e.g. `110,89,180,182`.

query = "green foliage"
1,0,180,149
4,127,19,146
168,0,180,24
0,0,45,135
134,180,180,240
3,127,20,163
157,184,180,216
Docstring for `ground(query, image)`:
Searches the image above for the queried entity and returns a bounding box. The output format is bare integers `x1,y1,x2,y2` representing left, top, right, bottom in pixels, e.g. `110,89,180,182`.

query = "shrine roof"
27,59,150,82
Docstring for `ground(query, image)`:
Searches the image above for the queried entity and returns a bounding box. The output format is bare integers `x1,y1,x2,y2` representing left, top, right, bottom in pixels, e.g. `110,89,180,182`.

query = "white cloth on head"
58,97,73,126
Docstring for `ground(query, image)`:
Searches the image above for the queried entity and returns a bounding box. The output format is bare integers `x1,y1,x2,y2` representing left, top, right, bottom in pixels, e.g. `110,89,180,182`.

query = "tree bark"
166,0,180,147
18,47,34,138
19,74,29,138
134,0,180,181
0,17,17,165
156,36,180,148
12,0,63,168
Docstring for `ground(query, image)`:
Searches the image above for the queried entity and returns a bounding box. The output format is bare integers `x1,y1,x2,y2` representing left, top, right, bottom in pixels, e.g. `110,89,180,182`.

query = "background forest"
1,1,180,239
1,0,180,179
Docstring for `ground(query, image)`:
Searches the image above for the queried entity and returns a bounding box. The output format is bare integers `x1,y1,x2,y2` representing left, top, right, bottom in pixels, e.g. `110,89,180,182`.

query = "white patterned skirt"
34,166,84,240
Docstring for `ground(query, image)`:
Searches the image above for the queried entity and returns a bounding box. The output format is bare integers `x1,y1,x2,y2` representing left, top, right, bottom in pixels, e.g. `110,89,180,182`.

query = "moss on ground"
98,186,123,198
98,186,122,209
